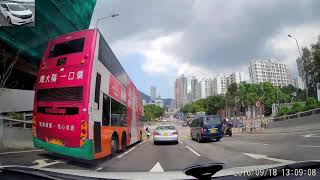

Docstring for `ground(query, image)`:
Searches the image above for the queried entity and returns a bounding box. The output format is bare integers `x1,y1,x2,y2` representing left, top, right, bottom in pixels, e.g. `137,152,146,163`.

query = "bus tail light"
80,59,85,64
32,116,37,137
80,120,88,146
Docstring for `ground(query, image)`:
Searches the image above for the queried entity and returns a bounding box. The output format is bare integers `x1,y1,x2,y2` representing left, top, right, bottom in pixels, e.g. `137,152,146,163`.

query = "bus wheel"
121,133,127,152
111,135,119,155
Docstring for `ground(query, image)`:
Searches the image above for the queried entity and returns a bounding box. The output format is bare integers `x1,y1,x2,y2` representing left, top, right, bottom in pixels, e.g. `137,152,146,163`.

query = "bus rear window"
49,38,85,58
37,86,83,102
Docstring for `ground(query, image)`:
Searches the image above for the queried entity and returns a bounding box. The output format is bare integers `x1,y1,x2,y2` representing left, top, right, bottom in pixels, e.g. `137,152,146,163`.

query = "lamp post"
95,14,119,28
288,34,308,99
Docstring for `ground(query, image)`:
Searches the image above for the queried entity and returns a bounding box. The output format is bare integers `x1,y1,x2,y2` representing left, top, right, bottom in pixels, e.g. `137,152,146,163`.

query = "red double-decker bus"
32,29,144,160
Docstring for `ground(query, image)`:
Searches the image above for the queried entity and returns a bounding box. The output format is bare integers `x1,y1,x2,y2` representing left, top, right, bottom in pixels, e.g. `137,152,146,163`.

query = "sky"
90,0,320,99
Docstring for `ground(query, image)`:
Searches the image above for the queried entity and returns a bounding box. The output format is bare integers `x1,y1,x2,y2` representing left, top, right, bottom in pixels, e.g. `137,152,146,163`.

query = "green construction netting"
0,0,96,64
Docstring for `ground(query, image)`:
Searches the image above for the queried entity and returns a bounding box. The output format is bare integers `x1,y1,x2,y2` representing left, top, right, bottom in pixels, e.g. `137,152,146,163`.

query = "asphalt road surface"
0,5,35,26
0,119,320,173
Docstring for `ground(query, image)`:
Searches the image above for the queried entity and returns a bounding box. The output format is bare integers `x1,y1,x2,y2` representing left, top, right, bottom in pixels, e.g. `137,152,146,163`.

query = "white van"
0,3,34,25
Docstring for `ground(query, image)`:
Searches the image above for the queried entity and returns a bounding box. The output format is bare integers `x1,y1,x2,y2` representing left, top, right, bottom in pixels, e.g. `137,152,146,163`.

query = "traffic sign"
256,101,261,108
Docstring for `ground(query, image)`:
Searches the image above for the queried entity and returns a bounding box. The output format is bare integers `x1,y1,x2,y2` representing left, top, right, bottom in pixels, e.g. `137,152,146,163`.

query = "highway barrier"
273,108,320,122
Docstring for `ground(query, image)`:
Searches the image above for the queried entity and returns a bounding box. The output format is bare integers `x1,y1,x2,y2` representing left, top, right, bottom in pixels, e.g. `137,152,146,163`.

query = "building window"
94,73,101,109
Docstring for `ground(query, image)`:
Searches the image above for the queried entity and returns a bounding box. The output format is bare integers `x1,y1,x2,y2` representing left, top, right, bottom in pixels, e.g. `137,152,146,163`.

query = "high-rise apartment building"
200,78,212,98
249,59,291,87
212,74,227,95
191,76,198,101
174,74,188,109
150,86,156,102
293,76,305,90
195,82,201,100
226,72,245,88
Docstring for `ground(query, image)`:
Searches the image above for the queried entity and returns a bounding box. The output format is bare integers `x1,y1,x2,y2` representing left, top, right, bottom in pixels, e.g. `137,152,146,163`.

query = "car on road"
190,115,223,142
0,2,34,25
153,125,178,144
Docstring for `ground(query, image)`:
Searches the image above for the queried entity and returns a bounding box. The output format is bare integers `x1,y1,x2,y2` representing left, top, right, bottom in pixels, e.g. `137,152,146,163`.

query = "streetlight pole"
288,34,308,99
95,14,119,28
288,34,302,57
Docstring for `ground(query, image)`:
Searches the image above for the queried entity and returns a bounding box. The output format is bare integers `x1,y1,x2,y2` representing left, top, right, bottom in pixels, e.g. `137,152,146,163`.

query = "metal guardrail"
0,113,32,129
273,108,320,122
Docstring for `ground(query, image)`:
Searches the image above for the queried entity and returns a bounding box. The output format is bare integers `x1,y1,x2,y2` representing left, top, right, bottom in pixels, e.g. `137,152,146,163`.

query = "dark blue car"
190,115,223,142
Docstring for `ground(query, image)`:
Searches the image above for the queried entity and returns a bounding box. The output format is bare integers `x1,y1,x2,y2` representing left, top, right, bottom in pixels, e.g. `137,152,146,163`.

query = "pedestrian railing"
0,115,32,129
273,108,320,122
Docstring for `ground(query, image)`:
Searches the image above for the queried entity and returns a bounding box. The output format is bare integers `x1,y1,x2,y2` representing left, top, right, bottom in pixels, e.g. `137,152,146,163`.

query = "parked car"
190,115,223,142
0,3,34,25
153,125,178,145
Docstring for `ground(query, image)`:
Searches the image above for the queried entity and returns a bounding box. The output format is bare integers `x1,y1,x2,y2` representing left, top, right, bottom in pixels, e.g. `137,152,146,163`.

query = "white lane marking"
0,149,43,155
303,134,320,138
227,141,269,146
117,147,136,158
243,153,295,164
31,159,65,168
186,146,200,157
95,167,103,171
298,145,320,148
179,140,183,144
149,162,164,172
139,140,147,145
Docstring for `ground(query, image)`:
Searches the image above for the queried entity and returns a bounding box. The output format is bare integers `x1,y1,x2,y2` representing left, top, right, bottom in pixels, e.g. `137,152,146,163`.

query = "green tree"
144,104,165,121
304,97,319,111
205,95,225,115
311,43,320,84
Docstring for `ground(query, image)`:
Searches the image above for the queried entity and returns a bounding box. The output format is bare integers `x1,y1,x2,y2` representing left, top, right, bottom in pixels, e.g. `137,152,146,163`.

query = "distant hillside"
139,91,151,103
139,91,173,108
163,98,173,108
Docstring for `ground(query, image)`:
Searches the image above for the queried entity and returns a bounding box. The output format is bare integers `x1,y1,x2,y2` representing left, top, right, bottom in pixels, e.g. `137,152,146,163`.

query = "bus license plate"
49,138,64,146
211,129,216,133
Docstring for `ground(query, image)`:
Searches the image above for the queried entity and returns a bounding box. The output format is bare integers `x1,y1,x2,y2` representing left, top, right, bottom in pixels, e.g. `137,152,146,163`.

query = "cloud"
90,0,320,96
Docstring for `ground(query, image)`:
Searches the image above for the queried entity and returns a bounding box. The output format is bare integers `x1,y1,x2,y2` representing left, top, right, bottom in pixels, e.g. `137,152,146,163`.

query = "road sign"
255,101,261,108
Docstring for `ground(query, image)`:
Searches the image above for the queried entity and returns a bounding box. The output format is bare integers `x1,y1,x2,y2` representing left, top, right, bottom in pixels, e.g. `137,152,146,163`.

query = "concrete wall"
0,88,34,113
0,126,33,150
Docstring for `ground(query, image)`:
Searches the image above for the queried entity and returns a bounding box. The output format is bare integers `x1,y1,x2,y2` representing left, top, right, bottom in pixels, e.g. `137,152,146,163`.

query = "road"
0,119,320,173
0,5,35,26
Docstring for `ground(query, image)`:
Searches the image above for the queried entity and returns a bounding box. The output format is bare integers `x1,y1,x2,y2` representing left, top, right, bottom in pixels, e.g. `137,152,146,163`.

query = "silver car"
153,126,178,145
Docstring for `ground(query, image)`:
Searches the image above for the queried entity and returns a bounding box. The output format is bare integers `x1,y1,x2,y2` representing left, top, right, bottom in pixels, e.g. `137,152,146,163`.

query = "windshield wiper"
183,163,224,180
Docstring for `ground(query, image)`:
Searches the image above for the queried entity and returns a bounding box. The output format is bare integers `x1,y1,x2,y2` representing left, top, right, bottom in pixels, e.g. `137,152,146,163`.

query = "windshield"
49,38,85,58
2,0,320,179
8,4,27,11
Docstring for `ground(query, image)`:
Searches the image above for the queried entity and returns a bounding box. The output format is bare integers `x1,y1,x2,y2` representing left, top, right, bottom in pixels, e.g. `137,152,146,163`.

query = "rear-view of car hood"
1,162,306,180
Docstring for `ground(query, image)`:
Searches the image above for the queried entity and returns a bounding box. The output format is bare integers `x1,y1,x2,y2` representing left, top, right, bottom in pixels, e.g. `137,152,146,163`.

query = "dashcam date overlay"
233,167,317,177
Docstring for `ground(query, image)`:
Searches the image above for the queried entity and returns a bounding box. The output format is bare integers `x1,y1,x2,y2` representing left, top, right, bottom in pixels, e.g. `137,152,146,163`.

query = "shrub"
277,107,290,117
289,102,304,114
304,97,318,111
7,112,24,120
